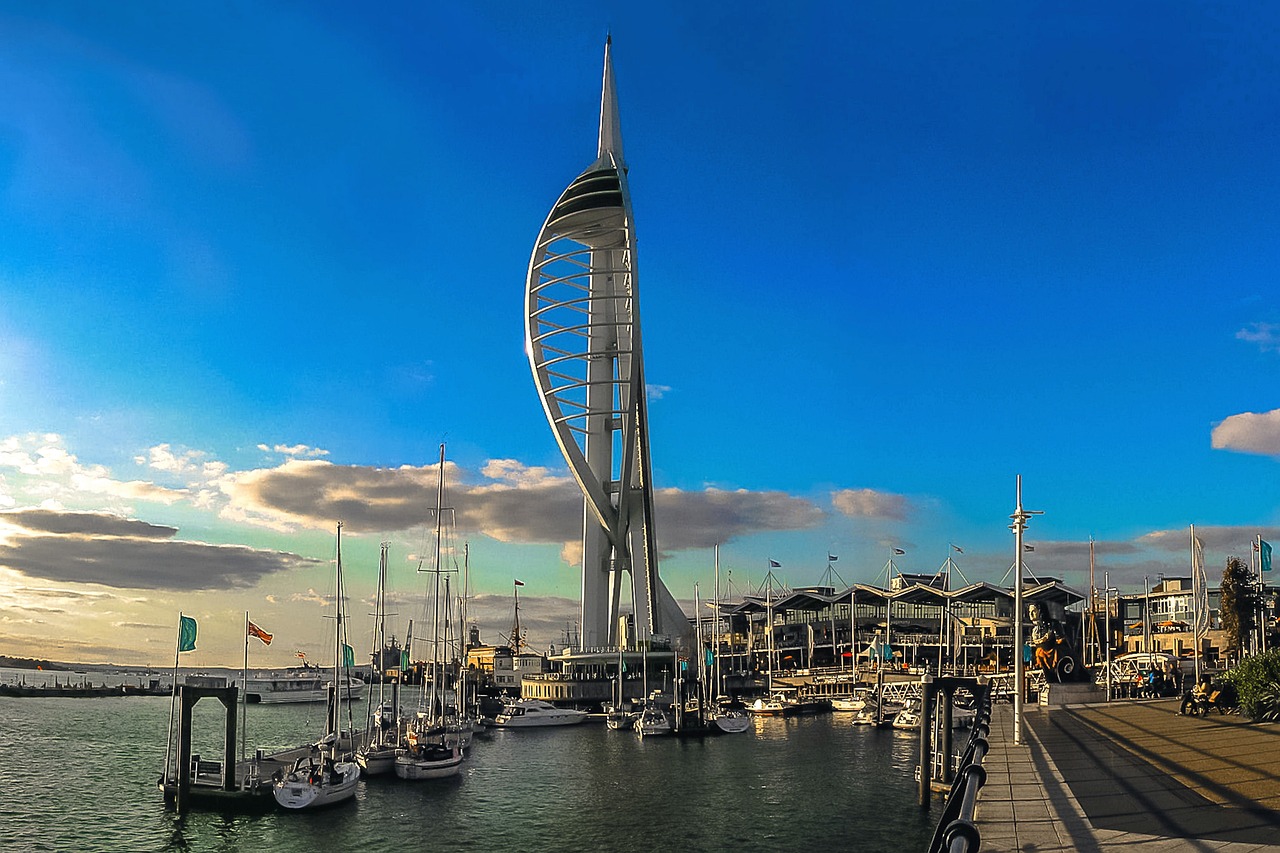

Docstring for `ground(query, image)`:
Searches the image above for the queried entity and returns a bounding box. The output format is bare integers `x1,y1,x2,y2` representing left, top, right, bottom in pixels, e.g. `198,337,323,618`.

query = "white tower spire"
525,38,687,651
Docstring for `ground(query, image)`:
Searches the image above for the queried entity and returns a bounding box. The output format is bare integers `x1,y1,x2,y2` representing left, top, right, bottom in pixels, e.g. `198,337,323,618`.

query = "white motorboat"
830,688,871,712
491,698,588,728
890,701,921,727
394,743,463,780
747,695,788,717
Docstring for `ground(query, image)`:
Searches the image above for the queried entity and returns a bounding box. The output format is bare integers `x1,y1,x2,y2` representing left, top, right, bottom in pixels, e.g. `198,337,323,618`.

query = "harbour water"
3,689,936,852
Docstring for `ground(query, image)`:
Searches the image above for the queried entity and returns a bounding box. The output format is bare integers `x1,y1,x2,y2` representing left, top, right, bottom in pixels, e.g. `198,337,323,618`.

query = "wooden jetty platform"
158,680,369,812
974,699,1280,851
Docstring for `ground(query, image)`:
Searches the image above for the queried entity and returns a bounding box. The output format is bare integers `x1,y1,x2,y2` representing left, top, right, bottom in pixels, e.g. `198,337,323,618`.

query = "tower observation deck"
524,39,688,652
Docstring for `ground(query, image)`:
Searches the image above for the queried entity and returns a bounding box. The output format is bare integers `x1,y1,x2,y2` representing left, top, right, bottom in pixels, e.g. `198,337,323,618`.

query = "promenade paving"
972,698,1280,852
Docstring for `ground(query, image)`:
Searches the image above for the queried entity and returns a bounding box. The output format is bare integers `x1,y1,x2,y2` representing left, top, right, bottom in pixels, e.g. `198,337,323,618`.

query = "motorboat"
830,688,872,713
891,700,923,730
491,698,588,728
747,695,788,717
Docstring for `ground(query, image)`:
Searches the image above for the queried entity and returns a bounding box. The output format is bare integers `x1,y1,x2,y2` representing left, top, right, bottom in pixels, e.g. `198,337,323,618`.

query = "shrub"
1220,648,1280,720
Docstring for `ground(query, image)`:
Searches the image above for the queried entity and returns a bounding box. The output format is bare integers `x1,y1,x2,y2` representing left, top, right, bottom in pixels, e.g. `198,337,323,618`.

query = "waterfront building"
1114,577,1278,664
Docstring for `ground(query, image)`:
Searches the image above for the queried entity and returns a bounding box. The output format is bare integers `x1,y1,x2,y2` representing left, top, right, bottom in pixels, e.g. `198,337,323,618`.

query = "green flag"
1262,539,1272,573
178,615,197,652
342,644,355,668
401,650,411,670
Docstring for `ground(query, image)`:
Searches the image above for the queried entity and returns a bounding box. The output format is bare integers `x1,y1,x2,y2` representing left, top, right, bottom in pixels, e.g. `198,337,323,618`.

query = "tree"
1220,556,1257,662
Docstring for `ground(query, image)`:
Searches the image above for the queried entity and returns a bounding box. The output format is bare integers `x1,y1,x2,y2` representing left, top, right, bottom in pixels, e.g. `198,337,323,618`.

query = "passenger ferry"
245,668,366,704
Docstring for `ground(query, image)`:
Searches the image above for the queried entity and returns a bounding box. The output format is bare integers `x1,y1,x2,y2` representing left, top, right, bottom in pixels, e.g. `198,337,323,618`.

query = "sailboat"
395,444,464,781
708,548,749,733
356,542,399,776
272,523,360,809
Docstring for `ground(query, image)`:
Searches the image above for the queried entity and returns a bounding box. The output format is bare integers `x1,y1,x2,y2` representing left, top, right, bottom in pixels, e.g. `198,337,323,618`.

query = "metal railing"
925,684,992,853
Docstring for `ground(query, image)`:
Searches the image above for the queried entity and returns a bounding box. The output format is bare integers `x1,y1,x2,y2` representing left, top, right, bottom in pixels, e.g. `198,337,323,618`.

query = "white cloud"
136,443,228,480
257,443,330,458
1211,409,1280,457
830,488,910,521
0,433,188,506
1236,322,1280,353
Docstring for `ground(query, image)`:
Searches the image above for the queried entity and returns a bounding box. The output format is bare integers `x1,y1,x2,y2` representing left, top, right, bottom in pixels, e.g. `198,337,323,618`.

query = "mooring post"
940,683,956,784
918,674,935,807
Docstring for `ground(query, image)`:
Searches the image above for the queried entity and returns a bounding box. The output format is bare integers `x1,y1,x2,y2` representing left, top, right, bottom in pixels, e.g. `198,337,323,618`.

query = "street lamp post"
1010,475,1043,746
1103,573,1118,701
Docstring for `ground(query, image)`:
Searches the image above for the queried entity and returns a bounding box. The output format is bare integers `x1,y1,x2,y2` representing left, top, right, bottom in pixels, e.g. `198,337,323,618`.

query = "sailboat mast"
332,522,344,753
713,545,722,699
766,569,774,695
429,443,445,724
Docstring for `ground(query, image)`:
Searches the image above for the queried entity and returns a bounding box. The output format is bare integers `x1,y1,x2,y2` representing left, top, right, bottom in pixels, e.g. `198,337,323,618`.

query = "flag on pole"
247,620,273,645
893,548,905,555
514,579,525,587
952,545,964,554
769,560,781,568
342,644,356,668
1024,545,1035,552
1262,539,1273,572
178,615,198,652
296,651,307,660
1193,536,1209,634
827,554,838,562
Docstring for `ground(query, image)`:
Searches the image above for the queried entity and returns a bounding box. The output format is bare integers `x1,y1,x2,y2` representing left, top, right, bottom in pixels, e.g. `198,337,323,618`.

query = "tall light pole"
1103,573,1118,701
1010,475,1043,746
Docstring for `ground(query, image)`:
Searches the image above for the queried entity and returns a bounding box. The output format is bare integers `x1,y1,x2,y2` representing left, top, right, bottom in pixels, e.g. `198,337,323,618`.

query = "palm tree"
1220,556,1257,663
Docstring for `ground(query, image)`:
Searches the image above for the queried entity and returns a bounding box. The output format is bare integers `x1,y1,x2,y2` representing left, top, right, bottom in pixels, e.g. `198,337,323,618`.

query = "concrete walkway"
973,699,1280,852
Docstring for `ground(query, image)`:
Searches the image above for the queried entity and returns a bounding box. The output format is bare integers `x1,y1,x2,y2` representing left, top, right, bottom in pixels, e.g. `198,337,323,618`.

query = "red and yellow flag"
247,620,273,646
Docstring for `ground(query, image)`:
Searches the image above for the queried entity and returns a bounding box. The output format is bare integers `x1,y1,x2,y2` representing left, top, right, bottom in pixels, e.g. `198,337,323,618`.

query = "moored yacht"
491,698,588,728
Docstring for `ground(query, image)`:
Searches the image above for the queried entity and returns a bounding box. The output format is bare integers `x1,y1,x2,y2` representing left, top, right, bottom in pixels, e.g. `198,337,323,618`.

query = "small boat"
747,695,788,717
830,688,871,713
491,698,589,728
634,705,672,737
356,544,400,777
272,524,360,810
851,699,902,727
710,700,751,734
393,742,463,780
891,699,922,730
273,752,360,809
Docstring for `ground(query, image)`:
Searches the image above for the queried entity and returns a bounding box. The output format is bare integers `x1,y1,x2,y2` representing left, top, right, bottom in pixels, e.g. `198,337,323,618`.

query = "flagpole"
164,612,183,786
241,611,249,764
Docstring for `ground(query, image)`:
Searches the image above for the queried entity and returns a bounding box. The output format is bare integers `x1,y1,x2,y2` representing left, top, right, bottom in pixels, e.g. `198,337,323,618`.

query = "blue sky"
1,3,1277,666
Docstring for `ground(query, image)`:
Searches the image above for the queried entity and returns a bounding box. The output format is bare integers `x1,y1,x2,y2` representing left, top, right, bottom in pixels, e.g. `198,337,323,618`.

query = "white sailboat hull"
394,746,463,780
355,745,398,776
272,760,359,809
711,711,751,733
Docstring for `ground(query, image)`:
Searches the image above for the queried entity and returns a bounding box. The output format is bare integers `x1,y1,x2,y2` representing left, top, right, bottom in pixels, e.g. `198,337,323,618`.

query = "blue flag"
178,615,197,653
705,648,714,668
1262,539,1273,573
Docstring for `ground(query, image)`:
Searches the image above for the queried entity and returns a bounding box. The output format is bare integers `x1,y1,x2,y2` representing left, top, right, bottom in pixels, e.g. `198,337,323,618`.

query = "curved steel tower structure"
525,39,687,650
